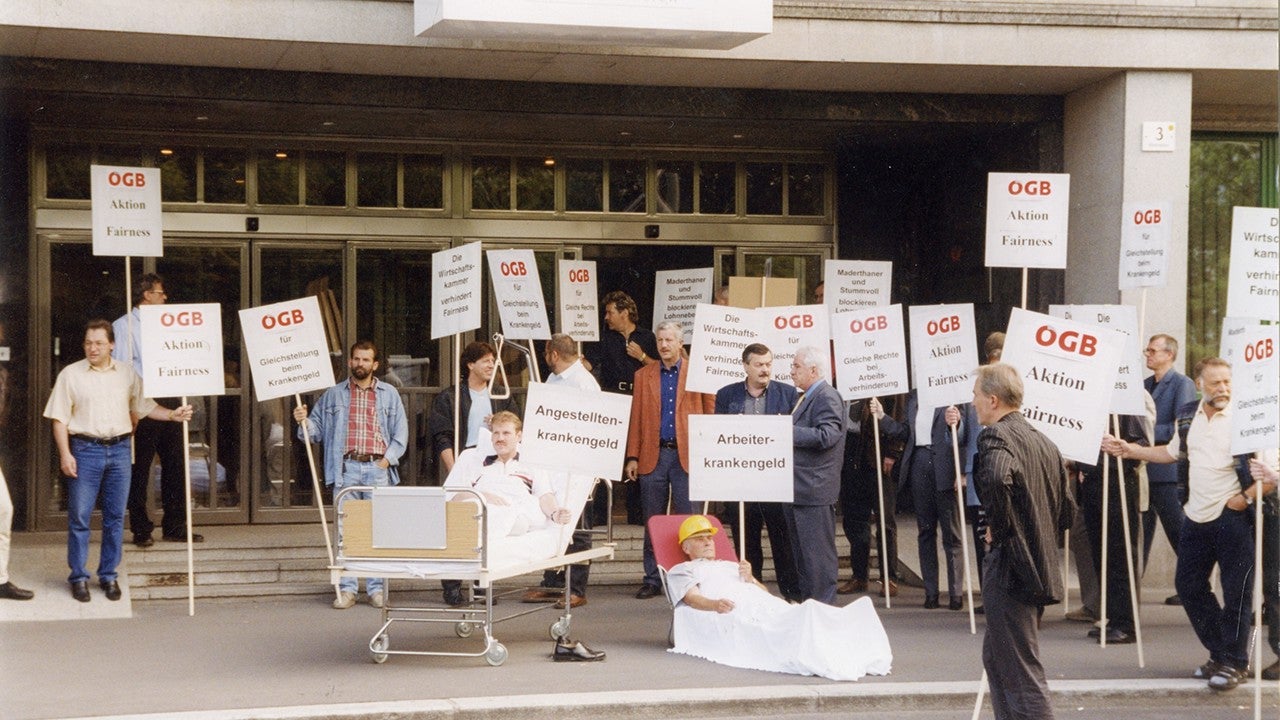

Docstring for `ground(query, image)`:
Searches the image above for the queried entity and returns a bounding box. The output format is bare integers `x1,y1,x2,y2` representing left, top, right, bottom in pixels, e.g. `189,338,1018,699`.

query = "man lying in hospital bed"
666,515,893,682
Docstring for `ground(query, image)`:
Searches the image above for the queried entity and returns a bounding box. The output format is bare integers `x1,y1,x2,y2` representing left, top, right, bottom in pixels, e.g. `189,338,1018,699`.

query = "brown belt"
343,452,384,463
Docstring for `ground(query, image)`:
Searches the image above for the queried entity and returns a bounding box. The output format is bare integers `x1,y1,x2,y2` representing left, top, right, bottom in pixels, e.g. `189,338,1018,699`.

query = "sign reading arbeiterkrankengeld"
686,303,760,395
688,414,794,503
759,304,832,385
823,260,893,315
431,242,482,339
1002,308,1122,465
238,296,336,402
909,303,979,441
832,304,909,401
1118,201,1171,290
1228,324,1279,456
1049,304,1145,416
1225,206,1280,322
91,165,163,257
654,267,714,344
487,248,551,340
557,259,600,342
139,304,226,399
519,382,632,479
985,172,1071,269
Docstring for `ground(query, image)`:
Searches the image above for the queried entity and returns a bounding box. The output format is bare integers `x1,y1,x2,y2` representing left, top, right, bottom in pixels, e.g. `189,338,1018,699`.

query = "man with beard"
295,340,408,610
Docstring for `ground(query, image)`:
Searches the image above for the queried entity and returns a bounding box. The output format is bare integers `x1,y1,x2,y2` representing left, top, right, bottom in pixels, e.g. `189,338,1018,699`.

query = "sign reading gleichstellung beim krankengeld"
139,303,226,399
1228,324,1279,456
239,296,336,402
91,165,163,257
985,172,1070,269
1118,201,1172,290
487,248,552,340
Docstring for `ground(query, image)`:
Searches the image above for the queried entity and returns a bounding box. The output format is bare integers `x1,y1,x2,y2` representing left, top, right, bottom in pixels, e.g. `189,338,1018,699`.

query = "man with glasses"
1141,333,1197,605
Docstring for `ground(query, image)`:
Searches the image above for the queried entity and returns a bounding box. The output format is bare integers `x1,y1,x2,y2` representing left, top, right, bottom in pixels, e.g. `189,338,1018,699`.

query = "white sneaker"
369,592,385,608
333,591,356,609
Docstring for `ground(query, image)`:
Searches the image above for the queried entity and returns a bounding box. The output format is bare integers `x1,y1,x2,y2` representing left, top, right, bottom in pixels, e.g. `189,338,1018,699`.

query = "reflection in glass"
155,147,197,203
258,150,300,205
404,154,444,209
98,145,144,169
356,249,437,388
565,159,603,212
699,161,735,214
656,161,693,214
45,144,93,200
471,156,510,210
516,158,554,211
746,162,783,215
204,148,246,204
306,151,346,206
608,160,645,213
357,153,397,207
788,163,825,216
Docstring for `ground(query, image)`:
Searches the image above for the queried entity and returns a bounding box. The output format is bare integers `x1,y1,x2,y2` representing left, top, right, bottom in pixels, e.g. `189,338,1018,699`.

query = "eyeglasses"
146,289,168,298
1143,348,1168,355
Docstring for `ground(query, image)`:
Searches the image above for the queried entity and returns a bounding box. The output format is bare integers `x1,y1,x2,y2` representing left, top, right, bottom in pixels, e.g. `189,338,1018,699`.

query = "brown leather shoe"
554,594,586,610
522,589,559,603
877,579,899,597
838,578,867,594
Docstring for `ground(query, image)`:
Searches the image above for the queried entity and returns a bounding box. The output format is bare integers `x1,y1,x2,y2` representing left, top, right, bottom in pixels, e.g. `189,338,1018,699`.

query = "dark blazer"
1143,368,1197,486
791,379,846,506
428,385,522,461
715,380,798,416
879,390,978,493
625,359,715,474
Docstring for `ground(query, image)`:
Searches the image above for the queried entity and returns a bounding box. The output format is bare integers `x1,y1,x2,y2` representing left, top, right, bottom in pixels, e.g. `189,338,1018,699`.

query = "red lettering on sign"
1133,209,1162,225
1035,326,1097,357
261,309,305,329
568,268,590,283
500,261,528,277
160,311,203,327
849,315,888,334
1007,179,1051,196
1244,338,1274,363
107,171,146,188
926,315,960,336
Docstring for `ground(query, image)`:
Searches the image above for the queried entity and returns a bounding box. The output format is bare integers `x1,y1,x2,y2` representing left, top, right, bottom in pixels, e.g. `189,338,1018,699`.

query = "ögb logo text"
567,268,590,283
261,309,305,329
1244,338,1274,363
1007,179,1052,196
773,314,814,330
1035,325,1097,357
160,311,204,327
500,261,528,277
1133,209,1162,225
926,315,961,336
106,171,147,188
848,315,888,334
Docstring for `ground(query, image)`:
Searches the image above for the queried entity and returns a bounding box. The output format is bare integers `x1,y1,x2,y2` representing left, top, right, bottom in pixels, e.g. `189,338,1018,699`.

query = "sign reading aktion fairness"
823,260,892,315
431,242,482,339
239,296,336,402
557,259,599,342
1225,206,1280,322
1228,324,1279,456
654,268,714,344
1118,201,1171,289
139,304,226,399
909,304,979,441
759,304,831,385
688,415,793,503
91,165,163,257
831,304,909,401
1048,304,1145,416
520,382,633,479
985,173,1071,269
487,249,551,340
686,303,759,395
1002,308,1122,464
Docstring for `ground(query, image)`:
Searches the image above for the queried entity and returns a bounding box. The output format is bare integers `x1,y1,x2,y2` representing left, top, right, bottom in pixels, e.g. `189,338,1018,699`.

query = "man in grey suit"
787,345,846,604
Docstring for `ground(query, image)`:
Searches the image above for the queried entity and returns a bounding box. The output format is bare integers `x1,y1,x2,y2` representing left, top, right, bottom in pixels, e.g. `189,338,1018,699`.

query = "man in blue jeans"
44,320,193,603
295,340,408,609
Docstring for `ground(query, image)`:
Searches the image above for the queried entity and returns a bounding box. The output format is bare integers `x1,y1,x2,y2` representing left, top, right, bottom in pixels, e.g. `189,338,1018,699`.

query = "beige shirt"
43,358,157,438
1166,401,1279,524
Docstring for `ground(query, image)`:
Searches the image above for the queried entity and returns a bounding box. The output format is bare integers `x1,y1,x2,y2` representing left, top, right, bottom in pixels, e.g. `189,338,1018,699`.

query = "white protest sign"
1219,316,1265,365
431,242,482,339
1119,202,1171,289
909,304,979,440
823,260,892,315
686,303,759,395
985,173,1070,269
138,304,225,398
91,165,162,257
688,414,793,503
557,259,599,342
519,382,632,479
487,249,551,340
1049,304,1145,416
654,268,714,344
238,296,335,402
1229,324,1280,455
831,304,909,401
758,304,832,385
1002,308,1122,464
1225,206,1280,321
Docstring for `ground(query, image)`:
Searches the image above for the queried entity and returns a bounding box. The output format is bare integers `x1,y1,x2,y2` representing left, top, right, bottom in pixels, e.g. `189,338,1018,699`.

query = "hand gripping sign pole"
872,408,891,609
950,422,976,634
1111,415,1145,667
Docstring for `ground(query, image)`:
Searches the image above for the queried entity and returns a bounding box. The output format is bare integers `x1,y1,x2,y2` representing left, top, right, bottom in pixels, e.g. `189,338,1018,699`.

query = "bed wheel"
371,634,390,664
484,641,508,667
549,618,570,641
455,621,475,638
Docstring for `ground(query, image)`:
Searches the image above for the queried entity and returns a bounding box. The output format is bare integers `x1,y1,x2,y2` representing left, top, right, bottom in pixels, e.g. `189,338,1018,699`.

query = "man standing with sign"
44,320,194,602
113,273,200,547
1141,333,1196,602
714,342,801,602
429,341,522,474
294,341,408,610
788,346,846,604
971,363,1072,720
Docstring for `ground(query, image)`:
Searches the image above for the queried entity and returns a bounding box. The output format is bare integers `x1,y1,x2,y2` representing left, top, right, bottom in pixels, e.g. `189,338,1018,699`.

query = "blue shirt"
298,379,409,487
659,358,682,442
1144,368,1197,485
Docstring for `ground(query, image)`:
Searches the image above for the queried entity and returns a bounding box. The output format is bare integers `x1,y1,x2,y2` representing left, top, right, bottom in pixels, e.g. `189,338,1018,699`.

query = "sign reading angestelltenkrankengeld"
688,414,793,503
239,297,336,402
519,382,632,479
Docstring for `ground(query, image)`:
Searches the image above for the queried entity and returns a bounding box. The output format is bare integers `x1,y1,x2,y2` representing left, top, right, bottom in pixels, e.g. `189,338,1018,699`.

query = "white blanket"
668,559,893,681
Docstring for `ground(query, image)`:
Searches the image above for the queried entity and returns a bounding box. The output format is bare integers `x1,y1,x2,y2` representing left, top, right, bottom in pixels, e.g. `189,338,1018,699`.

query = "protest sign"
985,172,1071,269
1049,304,1145,416
239,296,336,402
1002,308,1122,464
139,304,225,398
91,165,163,257
831,304,909,401
557,259,599,341
823,260,892,314
1118,201,1171,289
654,268,714,343
1228,324,1279,456
686,303,760,395
909,304,979,440
758,304,832,385
688,415,793,503
1225,206,1279,322
487,248,551,340
431,242,482,339
1220,316,1265,365
519,382,632,478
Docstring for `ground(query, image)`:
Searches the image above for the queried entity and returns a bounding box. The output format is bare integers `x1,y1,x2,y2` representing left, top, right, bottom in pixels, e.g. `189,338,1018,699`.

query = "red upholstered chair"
646,514,738,645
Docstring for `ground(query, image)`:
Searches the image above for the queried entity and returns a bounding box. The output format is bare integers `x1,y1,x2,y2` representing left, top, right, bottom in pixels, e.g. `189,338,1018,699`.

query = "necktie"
792,391,806,413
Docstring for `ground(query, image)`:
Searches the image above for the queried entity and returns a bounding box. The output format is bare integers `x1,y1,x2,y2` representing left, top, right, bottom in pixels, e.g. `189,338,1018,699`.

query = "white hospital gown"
667,558,893,681
445,453,553,538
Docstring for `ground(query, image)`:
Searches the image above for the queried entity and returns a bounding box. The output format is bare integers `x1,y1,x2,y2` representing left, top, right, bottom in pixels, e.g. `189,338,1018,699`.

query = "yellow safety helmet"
678,515,718,545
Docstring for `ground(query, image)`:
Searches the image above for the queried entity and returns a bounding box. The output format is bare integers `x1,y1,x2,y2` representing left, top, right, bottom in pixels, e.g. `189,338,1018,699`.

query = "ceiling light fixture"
543,157,555,167
159,148,174,156
275,152,288,159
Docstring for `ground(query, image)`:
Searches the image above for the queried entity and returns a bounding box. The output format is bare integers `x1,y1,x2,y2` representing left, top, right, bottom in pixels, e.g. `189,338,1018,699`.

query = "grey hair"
793,346,827,379
655,320,683,338
974,363,1023,409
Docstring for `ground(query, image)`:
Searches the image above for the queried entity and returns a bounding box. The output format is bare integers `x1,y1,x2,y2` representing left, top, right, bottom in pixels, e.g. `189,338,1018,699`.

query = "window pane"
788,163,824,216
155,147,196,203
565,159,603,212
356,152,397,208
306,150,346,207
45,143,93,199
356,248,437,388
515,158,554,211
98,145,145,168
203,148,246,204
699,161,735,215
608,160,645,213
746,162,783,215
404,154,444,209
471,156,510,210
655,161,693,214
258,150,299,205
